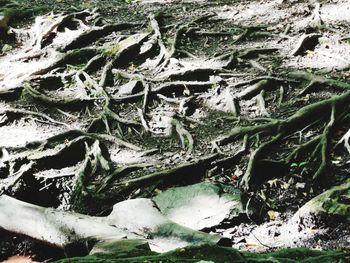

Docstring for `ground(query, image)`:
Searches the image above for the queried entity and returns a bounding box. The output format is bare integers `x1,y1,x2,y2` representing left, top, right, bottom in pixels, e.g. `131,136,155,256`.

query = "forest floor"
0,0,350,262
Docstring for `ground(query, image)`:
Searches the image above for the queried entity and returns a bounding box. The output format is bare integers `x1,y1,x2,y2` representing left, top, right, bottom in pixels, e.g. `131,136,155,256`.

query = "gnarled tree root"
215,89,350,190
0,195,223,254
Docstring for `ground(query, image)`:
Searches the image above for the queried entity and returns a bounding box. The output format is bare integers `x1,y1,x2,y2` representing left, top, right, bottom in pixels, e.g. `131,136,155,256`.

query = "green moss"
304,181,350,221
153,222,220,244
90,239,156,259
153,182,242,218
54,244,350,263
321,183,350,221
103,44,122,57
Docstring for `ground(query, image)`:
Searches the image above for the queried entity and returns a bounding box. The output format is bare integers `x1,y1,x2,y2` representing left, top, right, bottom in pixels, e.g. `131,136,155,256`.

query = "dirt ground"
0,0,350,261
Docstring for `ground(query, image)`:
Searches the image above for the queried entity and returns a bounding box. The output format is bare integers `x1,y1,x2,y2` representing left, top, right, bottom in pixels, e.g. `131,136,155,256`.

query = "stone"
153,182,244,230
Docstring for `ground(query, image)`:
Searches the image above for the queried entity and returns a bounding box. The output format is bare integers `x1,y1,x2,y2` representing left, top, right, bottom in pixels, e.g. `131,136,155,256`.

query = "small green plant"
290,161,308,168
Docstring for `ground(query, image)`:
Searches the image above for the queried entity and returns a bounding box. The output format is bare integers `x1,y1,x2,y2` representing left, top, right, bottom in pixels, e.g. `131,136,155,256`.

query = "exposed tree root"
291,33,321,57
171,117,194,154
308,2,323,30
285,135,321,164
97,164,151,194
0,107,70,128
110,154,219,200
236,79,273,100
0,194,223,255
256,90,270,117
240,133,284,190
151,13,216,73
338,129,350,154
71,140,110,210
0,161,34,194
288,71,350,96
217,90,350,145
62,22,141,51
1,6,350,256
0,194,122,250
23,83,94,110
215,88,350,190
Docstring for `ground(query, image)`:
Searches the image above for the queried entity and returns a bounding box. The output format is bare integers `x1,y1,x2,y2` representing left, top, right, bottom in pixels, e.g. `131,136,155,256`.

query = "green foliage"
299,161,308,167
290,161,308,168
290,162,298,168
